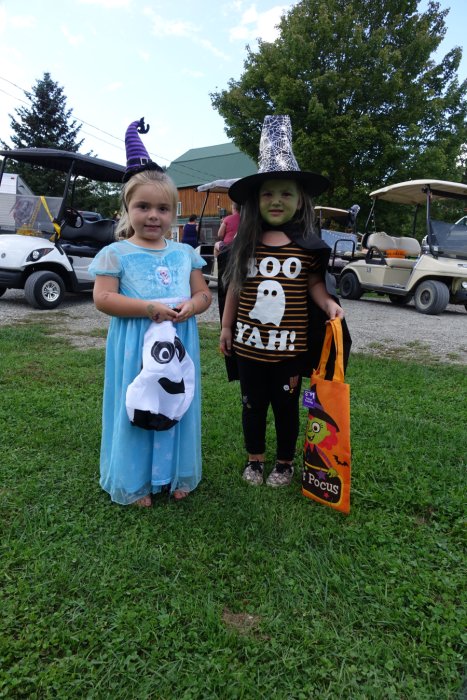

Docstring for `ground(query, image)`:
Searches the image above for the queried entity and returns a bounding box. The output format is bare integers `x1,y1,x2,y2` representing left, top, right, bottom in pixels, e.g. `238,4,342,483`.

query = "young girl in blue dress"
220,115,348,488
89,119,212,506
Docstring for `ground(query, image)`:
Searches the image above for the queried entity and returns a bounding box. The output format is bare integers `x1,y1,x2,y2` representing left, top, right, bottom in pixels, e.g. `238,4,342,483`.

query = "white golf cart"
339,180,467,314
315,205,360,283
0,148,124,309
194,178,239,285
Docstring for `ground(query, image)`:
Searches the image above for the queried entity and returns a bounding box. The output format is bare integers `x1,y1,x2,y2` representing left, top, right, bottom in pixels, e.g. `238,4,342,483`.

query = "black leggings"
236,355,304,462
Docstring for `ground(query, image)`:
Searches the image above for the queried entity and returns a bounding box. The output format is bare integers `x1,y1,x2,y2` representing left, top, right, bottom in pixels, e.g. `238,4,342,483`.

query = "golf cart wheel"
0,286,6,298
414,280,449,315
389,294,410,306
340,272,362,299
24,271,65,309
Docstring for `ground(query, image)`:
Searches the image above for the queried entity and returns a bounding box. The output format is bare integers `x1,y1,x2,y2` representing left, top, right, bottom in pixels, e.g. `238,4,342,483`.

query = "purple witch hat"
308,384,339,429
123,117,163,182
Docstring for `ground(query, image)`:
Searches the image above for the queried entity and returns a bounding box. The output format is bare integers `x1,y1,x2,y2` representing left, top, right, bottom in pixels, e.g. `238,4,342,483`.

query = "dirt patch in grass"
2,290,466,362
222,608,262,636
366,339,447,364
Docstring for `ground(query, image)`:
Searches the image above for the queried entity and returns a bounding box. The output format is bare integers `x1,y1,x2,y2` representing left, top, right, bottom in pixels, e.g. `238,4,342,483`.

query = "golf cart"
0,148,124,309
194,178,239,285
339,180,467,314
315,205,360,282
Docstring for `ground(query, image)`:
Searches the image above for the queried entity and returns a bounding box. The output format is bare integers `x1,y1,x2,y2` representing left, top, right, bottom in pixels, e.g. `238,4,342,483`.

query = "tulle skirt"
99,316,202,504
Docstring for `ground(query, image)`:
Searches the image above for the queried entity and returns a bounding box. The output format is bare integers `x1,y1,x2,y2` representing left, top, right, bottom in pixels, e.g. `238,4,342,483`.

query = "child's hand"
308,278,345,320
220,327,233,356
146,302,178,323
173,301,195,322
323,298,345,320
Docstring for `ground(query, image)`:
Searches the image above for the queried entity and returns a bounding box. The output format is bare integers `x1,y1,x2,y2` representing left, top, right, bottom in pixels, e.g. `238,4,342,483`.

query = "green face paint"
259,178,301,227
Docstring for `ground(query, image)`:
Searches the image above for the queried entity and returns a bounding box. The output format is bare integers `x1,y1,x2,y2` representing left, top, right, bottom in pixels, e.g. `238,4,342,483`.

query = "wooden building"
166,142,256,242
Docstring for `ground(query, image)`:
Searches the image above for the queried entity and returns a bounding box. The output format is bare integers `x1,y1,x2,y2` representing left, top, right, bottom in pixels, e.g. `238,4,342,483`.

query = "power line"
0,75,229,184
0,75,169,163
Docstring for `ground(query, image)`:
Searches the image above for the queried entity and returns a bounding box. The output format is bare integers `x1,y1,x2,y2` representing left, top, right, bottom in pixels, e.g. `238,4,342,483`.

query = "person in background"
214,201,241,257
182,214,199,248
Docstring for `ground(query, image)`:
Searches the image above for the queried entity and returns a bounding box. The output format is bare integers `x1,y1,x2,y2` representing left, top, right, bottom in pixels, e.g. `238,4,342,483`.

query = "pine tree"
211,0,467,229
2,72,84,196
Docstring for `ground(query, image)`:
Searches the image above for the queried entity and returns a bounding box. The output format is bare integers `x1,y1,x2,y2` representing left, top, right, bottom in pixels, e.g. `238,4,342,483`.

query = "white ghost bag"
126,321,195,431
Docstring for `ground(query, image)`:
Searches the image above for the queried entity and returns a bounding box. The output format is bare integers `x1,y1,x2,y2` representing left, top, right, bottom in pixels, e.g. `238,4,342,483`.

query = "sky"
0,0,466,173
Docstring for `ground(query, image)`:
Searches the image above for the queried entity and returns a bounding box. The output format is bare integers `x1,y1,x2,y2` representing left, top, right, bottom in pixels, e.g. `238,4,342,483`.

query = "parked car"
339,179,467,314
0,148,124,309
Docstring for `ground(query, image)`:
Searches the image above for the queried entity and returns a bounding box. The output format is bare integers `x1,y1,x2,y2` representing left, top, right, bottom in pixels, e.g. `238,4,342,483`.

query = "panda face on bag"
126,321,196,430
151,336,186,367
150,337,188,397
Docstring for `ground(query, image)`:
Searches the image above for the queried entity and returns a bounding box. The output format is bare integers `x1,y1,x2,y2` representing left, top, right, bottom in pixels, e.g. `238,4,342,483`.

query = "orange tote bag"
302,318,351,514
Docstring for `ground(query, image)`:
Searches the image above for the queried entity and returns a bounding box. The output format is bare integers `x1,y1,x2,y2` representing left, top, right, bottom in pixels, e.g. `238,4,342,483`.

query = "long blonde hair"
116,170,178,239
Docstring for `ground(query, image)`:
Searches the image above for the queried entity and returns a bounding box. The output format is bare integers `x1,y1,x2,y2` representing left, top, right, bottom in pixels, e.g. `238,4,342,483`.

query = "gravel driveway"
1,288,466,365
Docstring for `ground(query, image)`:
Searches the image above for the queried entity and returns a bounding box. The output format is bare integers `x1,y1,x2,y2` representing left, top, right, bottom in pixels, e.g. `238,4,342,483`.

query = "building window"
177,202,182,216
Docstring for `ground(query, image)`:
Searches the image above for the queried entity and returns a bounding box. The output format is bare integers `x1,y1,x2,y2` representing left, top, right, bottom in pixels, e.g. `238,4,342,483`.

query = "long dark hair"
223,179,318,294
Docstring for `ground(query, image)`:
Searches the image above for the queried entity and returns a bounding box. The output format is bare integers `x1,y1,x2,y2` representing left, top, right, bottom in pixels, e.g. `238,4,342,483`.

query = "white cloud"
61,26,85,46
0,7,35,33
142,8,229,59
78,0,131,8
105,81,123,92
10,14,36,29
0,48,31,149
143,9,197,38
195,37,229,60
181,68,205,79
230,4,290,43
138,50,151,62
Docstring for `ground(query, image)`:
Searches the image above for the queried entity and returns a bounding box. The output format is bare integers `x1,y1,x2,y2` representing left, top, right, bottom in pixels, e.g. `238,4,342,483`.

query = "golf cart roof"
369,179,467,205
196,178,239,193
0,148,125,183
315,206,350,219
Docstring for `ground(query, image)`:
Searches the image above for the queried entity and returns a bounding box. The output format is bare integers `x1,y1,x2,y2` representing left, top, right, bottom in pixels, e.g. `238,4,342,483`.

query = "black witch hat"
229,115,330,204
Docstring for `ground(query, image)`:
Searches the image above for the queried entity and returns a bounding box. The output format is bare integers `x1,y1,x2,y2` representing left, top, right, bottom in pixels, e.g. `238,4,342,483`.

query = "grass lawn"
0,322,465,699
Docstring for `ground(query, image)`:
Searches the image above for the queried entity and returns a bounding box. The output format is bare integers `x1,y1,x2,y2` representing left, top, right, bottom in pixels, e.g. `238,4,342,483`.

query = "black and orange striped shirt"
233,242,323,363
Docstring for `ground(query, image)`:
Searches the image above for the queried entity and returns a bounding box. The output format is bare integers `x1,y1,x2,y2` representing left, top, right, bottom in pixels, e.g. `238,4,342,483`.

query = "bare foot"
134,495,152,507
173,490,189,501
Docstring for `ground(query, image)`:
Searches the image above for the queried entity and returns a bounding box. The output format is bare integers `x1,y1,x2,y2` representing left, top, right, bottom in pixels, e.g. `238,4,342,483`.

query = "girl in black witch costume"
219,115,347,488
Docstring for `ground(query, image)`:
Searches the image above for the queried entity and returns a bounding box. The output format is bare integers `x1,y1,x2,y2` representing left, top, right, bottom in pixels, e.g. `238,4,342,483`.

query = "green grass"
0,323,465,699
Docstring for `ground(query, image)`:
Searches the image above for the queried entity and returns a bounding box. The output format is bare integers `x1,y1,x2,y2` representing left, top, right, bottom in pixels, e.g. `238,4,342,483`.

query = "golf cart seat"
59,218,116,257
366,232,421,268
196,243,215,277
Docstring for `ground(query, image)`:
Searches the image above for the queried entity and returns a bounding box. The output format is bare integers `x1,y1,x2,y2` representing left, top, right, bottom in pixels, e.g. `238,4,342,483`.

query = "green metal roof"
167,143,257,188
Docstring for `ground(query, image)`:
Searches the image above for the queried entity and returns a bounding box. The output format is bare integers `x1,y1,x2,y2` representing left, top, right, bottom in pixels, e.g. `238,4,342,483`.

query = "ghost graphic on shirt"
249,280,285,326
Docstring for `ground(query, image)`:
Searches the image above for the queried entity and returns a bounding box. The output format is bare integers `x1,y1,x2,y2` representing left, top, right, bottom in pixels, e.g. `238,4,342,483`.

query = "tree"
211,0,467,231
80,181,121,219
1,73,121,215
2,72,84,196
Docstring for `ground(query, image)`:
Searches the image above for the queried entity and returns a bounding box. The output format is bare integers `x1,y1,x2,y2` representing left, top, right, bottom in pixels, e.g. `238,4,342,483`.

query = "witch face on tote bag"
302,319,351,514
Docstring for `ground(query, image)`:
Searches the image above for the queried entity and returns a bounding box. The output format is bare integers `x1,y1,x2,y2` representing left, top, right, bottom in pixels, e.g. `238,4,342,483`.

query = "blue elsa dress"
88,238,205,504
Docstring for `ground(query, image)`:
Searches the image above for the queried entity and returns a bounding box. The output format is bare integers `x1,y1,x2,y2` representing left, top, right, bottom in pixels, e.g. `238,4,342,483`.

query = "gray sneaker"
266,462,294,487
242,460,264,485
